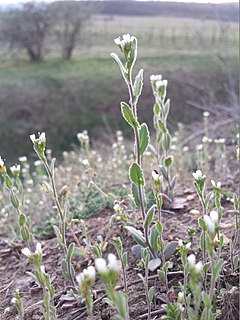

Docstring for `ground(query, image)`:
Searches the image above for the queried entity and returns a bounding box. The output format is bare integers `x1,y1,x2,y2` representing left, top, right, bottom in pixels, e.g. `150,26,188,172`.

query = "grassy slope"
0,15,238,162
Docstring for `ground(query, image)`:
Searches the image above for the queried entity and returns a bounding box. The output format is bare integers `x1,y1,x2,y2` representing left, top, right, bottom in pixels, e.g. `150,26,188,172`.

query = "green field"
0,15,238,162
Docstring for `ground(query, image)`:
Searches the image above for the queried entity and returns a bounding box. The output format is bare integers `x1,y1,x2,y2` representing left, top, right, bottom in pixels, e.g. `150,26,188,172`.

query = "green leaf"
129,162,145,186
122,252,128,269
111,52,128,83
19,213,26,227
203,262,211,273
10,191,19,208
164,156,173,168
61,259,69,278
116,292,128,318
53,225,62,244
127,37,138,70
133,69,144,103
202,291,211,309
213,259,223,280
157,119,167,133
121,102,140,129
144,205,156,229
131,183,140,208
156,221,163,234
163,132,171,151
198,218,207,231
138,273,146,285
170,175,178,190
21,225,30,242
148,286,154,303
67,243,75,262
164,99,170,118
5,174,13,190
139,123,150,156
233,255,239,270
160,165,168,181
154,103,160,115
150,225,159,254
50,158,56,177
125,226,147,248
158,270,165,284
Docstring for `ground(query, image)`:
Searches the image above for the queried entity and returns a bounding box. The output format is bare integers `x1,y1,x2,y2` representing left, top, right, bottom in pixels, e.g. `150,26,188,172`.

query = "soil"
0,177,239,320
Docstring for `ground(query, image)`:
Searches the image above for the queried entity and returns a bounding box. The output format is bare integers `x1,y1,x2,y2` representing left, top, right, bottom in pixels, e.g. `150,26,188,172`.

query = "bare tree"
0,2,51,62
49,2,94,60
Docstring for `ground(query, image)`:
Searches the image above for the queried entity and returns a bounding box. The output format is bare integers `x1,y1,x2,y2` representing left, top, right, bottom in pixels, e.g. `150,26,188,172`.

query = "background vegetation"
0,1,238,162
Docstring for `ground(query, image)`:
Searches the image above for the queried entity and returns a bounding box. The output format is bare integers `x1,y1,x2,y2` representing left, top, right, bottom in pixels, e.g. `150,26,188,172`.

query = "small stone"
220,223,233,229
186,195,194,201
190,209,200,216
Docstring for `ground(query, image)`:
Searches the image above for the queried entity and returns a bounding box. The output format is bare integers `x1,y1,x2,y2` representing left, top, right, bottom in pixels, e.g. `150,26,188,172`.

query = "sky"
0,0,238,4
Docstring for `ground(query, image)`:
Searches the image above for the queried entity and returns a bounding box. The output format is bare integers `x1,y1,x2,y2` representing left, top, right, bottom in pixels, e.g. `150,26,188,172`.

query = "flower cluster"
114,34,135,52
192,169,205,181
76,266,96,292
187,254,203,274
22,242,42,262
10,164,21,177
30,132,46,154
95,253,120,274
204,211,219,236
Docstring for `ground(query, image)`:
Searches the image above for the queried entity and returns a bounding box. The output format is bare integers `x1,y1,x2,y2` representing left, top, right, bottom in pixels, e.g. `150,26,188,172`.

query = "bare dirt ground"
0,176,239,320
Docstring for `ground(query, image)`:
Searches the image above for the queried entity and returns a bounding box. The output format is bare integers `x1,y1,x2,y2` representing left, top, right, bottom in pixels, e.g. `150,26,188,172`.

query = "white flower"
0,156,4,168
195,261,203,272
210,211,218,224
114,34,134,50
30,132,46,145
150,74,162,82
219,138,225,144
40,265,45,273
82,159,89,166
187,254,196,267
76,273,83,286
196,144,203,151
186,242,191,250
22,247,31,257
39,132,46,143
178,291,184,304
202,136,209,143
95,258,107,273
11,297,17,304
192,170,203,180
30,134,36,143
211,180,221,188
152,170,159,181
107,253,120,272
155,79,168,90
19,156,27,162
182,146,189,152
178,239,183,246
87,266,96,280
204,215,215,234
35,242,42,254
34,160,42,167
203,111,210,117
113,203,121,213
10,165,20,175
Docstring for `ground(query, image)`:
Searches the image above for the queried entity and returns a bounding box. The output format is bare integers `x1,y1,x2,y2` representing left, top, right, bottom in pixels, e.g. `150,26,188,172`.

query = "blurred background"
0,0,239,162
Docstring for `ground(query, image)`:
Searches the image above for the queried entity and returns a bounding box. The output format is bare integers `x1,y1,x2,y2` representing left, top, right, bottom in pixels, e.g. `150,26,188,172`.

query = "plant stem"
45,162,67,252
144,266,151,320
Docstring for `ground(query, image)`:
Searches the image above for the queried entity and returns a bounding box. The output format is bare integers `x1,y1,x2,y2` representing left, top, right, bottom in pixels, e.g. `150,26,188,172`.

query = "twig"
139,309,164,319
180,117,238,147
0,280,14,293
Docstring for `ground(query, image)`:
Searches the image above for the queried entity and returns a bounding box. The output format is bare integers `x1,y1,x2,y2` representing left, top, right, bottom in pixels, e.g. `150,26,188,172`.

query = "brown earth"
0,178,239,320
